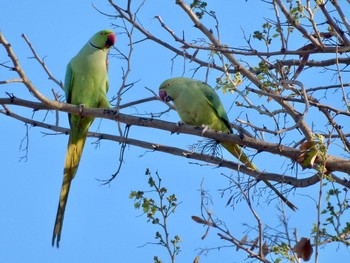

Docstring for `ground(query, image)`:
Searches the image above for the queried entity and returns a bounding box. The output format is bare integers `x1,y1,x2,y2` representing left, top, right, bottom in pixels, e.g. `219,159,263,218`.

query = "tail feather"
221,141,297,211
52,131,87,248
221,141,258,170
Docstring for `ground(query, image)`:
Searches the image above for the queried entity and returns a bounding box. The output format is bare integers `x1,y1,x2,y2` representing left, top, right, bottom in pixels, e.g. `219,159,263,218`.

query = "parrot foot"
176,121,185,127
170,121,184,135
201,125,211,135
79,104,85,115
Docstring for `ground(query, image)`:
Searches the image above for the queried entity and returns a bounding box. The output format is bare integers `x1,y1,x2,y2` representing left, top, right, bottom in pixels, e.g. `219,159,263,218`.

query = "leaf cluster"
129,169,181,262
312,186,350,246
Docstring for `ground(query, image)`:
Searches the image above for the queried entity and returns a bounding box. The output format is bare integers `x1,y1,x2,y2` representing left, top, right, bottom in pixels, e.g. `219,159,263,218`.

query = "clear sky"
1,1,349,262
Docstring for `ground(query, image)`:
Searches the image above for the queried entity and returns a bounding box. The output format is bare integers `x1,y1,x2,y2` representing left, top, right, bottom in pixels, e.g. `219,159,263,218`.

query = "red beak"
106,33,116,47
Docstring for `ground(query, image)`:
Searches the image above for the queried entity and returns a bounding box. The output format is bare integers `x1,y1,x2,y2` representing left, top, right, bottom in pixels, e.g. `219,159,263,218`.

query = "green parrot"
159,77,297,211
52,29,116,248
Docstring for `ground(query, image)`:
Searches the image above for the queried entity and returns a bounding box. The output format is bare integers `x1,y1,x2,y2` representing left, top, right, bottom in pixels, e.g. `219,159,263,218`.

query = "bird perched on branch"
159,77,297,211
52,29,116,248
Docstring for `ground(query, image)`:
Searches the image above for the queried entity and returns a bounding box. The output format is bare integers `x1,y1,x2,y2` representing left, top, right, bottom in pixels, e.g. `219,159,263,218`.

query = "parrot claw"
176,121,185,127
79,104,85,114
170,121,184,135
201,125,211,135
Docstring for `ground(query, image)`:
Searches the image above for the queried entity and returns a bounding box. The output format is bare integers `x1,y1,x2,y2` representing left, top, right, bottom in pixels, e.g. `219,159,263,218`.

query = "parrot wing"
64,62,74,123
197,81,233,133
64,63,73,103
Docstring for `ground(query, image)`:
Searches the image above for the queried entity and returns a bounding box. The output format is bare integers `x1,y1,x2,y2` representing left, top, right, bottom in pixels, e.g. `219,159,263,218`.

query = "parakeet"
159,77,297,211
52,29,116,248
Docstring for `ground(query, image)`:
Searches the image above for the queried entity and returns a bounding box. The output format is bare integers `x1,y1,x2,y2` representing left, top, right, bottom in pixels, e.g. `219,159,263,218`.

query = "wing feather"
64,62,74,124
197,81,233,133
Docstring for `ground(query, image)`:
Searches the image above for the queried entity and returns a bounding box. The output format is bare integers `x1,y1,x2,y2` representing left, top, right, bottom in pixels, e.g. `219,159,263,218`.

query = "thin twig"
21,34,64,89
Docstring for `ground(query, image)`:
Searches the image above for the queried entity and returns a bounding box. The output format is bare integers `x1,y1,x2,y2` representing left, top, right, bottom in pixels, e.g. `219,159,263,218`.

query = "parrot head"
89,29,116,50
159,78,185,103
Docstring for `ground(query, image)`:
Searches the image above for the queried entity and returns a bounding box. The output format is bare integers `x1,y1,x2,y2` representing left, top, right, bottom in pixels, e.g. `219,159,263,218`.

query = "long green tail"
221,141,297,211
52,129,88,247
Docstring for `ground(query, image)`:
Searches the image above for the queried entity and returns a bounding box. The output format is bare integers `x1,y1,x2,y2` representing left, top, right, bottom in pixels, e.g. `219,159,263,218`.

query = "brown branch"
175,0,314,142
130,37,350,58
318,2,350,46
331,0,350,35
0,32,57,107
1,28,349,183
1,97,350,187
0,79,23,84
198,185,272,262
279,57,350,68
106,0,350,78
107,0,231,74
217,233,271,263
274,0,324,49
21,34,64,90
1,3,350,188
0,105,295,185
0,97,51,110
246,86,350,118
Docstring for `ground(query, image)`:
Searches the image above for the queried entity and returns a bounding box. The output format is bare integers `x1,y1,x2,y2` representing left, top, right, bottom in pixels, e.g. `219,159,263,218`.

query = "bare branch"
21,34,64,89
318,2,350,46
0,79,23,84
274,0,324,49
1,96,350,189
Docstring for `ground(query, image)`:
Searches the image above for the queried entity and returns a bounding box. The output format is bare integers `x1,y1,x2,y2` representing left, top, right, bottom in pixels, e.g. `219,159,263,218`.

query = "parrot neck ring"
89,41,104,50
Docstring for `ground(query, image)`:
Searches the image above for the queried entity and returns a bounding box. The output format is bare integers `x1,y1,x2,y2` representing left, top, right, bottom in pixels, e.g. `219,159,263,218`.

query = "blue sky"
1,0,349,262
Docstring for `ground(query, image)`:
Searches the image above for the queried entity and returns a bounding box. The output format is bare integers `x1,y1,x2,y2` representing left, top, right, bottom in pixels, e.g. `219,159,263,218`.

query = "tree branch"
21,34,64,90
1,96,350,188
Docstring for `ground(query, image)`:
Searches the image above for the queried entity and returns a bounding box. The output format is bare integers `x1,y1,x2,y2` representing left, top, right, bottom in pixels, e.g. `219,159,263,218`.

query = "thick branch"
4,104,349,189
1,96,350,177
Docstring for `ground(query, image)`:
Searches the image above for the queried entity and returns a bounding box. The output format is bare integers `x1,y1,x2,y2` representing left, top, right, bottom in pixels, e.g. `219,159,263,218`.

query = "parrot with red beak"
52,29,116,247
